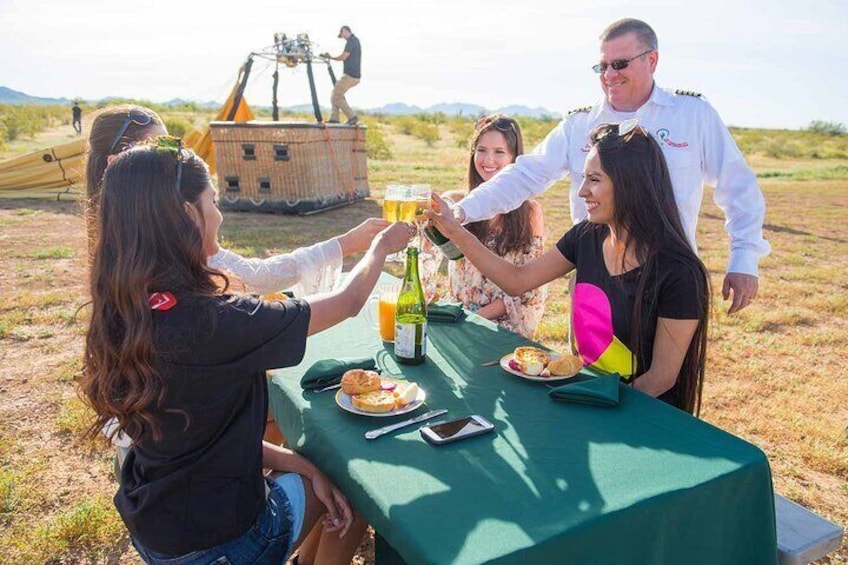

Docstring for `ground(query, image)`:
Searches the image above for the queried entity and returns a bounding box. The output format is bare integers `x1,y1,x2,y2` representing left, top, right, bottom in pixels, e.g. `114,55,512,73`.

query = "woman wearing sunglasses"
438,114,546,339
85,104,388,297
430,121,709,415
81,140,410,563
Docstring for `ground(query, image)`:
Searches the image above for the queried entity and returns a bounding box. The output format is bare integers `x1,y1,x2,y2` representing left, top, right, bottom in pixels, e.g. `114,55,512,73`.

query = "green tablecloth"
268,298,777,564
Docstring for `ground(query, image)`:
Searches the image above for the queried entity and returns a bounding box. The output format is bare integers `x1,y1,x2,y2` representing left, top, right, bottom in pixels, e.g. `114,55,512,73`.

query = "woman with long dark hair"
441,114,546,339
430,121,709,414
81,138,411,563
85,104,387,297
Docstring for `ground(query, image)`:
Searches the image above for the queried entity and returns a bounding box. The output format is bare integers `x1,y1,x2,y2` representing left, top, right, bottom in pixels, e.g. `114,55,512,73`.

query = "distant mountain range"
0,86,559,119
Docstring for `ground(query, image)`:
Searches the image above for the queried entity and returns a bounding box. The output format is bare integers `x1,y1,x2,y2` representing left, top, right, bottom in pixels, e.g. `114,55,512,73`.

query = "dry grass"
0,119,845,563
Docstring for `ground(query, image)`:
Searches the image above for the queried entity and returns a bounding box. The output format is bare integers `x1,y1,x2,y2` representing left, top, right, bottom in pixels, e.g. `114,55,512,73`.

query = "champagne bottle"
423,224,464,260
394,247,427,365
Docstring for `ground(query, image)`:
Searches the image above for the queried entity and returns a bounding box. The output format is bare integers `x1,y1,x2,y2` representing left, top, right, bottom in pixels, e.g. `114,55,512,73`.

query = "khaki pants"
330,74,360,121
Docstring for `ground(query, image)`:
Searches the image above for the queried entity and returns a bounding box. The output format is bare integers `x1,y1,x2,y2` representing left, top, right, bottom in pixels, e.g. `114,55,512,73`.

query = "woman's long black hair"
591,123,710,415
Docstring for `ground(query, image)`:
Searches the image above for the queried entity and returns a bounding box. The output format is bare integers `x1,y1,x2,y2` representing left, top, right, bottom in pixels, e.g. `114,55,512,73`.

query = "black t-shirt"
343,34,361,78
72,106,81,119
115,294,310,555
556,221,703,407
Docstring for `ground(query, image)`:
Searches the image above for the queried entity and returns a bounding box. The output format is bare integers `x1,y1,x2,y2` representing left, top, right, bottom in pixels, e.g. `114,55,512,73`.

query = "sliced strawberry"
380,380,397,392
508,359,522,372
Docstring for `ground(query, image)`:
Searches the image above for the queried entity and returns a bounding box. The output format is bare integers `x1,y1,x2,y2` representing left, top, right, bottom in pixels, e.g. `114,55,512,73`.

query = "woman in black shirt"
80,139,411,563
429,121,709,414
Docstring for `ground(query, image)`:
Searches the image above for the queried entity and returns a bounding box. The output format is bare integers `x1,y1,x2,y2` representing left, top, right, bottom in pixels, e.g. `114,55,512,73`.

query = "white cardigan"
208,239,343,297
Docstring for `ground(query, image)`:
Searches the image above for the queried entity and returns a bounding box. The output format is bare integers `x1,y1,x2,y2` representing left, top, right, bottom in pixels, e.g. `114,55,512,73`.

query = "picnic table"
268,289,778,564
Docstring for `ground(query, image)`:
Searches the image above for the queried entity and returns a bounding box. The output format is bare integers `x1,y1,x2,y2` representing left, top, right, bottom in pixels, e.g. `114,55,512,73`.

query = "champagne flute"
383,184,414,262
411,184,432,250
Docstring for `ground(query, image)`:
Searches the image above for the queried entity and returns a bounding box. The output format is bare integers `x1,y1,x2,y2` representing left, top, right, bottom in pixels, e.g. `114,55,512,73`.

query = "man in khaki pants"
321,25,362,125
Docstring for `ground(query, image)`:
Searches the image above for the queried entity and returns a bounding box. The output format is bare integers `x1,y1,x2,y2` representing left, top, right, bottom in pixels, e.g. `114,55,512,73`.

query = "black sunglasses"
595,119,648,145
592,49,653,74
477,116,518,134
108,108,154,154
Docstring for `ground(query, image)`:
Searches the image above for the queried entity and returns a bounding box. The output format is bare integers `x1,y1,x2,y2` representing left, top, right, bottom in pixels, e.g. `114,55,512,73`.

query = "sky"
1,0,846,130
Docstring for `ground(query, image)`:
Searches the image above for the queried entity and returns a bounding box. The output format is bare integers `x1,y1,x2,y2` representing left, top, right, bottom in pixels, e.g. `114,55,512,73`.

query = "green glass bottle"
394,246,428,365
423,224,464,260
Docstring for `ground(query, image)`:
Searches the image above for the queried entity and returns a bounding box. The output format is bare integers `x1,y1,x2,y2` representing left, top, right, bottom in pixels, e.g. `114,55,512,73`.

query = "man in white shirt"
455,18,770,314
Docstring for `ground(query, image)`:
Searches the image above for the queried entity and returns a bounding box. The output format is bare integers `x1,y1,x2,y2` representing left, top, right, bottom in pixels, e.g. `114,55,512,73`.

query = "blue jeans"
132,475,302,565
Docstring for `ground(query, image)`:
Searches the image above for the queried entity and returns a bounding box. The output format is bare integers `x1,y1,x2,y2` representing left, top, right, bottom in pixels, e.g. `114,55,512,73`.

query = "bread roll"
547,354,583,377
341,369,381,395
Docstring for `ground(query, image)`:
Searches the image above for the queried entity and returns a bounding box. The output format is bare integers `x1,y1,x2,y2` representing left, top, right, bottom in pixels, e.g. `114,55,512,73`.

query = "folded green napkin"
548,374,621,407
300,357,376,390
427,303,464,323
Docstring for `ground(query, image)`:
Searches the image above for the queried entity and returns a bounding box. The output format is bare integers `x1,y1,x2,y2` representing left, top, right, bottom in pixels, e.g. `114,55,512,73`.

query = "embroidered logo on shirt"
656,128,689,149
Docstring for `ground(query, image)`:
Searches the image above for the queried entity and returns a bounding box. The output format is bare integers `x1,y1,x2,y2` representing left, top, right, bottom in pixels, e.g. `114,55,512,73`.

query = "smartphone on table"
419,415,494,445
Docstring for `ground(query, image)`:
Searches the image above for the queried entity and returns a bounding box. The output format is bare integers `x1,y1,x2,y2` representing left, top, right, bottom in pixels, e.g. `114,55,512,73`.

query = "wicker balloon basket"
209,121,369,214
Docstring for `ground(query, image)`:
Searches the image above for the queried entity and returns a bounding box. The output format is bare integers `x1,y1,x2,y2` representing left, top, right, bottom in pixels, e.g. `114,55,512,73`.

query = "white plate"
335,381,426,417
499,353,579,382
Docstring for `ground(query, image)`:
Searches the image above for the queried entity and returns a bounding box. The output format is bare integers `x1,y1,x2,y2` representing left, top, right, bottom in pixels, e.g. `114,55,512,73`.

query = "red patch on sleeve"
148,292,177,311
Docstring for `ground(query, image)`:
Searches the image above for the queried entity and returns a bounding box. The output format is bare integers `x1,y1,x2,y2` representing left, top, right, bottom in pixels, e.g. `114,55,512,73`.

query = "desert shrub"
732,127,848,160
162,116,192,138
394,116,417,136
516,116,559,148
363,119,393,160
808,120,846,136
414,122,440,146
444,115,559,151
391,115,441,146
417,112,447,126
0,468,20,515
94,97,159,111
0,104,69,142
0,106,42,141
22,498,125,562
446,116,474,149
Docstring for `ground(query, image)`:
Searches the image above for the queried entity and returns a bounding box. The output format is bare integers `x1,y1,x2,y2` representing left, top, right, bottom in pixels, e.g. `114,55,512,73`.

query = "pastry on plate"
340,369,381,395
514,346,551,366
351,390,399,413
513,346,551,375
547,354,583,377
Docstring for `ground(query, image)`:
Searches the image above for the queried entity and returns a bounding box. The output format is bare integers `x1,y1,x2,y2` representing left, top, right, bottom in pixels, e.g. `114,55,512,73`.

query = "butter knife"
364,409,448,440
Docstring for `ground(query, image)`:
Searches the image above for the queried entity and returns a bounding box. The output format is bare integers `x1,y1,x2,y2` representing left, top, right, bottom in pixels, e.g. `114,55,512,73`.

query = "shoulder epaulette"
674,89,703,98
566,105,592,116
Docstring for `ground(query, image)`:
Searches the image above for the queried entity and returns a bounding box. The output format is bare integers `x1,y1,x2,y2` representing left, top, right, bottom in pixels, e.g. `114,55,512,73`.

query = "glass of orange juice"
365,282,401,342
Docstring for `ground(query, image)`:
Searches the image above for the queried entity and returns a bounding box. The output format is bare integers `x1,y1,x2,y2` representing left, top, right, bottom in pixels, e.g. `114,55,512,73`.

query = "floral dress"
448,235,547,339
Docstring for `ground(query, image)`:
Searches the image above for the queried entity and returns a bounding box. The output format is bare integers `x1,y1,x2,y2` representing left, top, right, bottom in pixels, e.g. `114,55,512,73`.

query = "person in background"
85,104,385,298
441,115,546,339
81,139,412,563
452,18,769,315
320,25,362,125
430,121,710,415
72,102,82,134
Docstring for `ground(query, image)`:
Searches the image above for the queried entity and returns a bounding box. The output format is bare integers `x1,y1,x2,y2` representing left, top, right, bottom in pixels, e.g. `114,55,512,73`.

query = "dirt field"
0,119,846,563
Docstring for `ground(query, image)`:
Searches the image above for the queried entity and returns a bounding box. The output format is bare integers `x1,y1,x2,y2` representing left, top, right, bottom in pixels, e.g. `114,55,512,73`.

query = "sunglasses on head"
151,135,185,193
476,116,518,134
595,119,647,143
592,49,653,74
108,108,154,154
